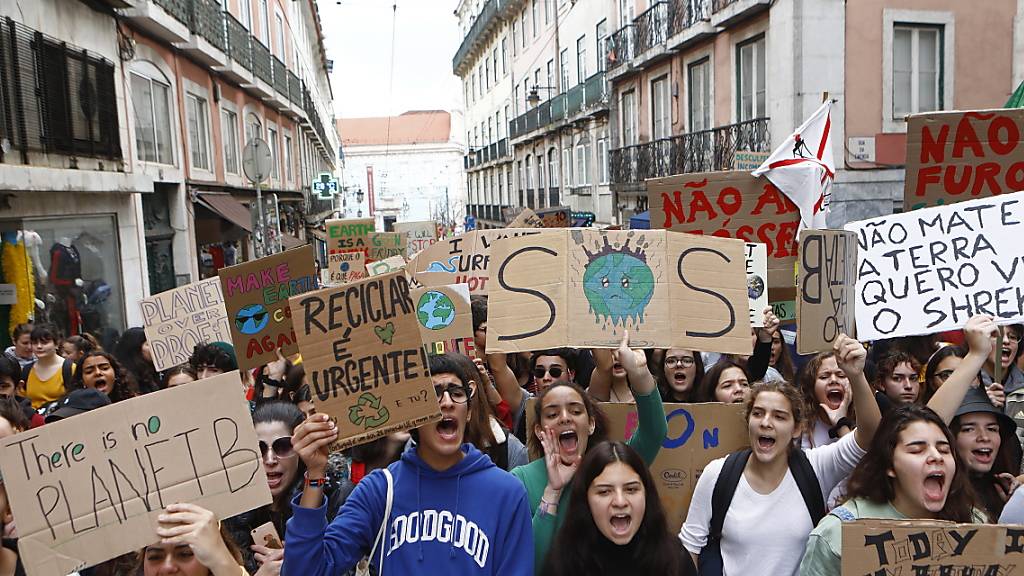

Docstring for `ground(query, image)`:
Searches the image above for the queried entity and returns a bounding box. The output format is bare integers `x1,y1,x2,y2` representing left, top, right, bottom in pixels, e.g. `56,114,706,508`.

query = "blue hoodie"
284,443,533,576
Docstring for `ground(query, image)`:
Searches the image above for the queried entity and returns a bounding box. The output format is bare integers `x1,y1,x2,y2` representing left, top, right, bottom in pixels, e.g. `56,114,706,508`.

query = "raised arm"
587,348,614,401
488,351,525,412
833,334,880,451
748,307,780,381
927,315,996,424
615,330,656,396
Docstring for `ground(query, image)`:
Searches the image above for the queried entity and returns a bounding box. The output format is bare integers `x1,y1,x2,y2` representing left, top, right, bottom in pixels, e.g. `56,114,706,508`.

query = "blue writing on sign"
663,408,695,449
703,428,720,449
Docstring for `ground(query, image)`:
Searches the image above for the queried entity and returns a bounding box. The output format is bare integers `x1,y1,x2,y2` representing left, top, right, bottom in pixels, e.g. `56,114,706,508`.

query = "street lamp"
527,85,558,107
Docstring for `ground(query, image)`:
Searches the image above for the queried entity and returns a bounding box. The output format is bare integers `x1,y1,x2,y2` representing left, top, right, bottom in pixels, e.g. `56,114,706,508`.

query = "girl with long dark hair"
113,327,159,394
655,348,704,403
797,351,853,449
698,358,751,404
69,350,137,403
542,442,694,576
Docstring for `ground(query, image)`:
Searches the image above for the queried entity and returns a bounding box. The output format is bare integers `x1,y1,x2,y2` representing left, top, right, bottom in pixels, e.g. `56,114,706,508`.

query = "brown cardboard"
366,254,407,277
903,108,1024,211
288,271,440,451
796,229,857,354
325,250,368,286
526,401,747,534
646,170,800,289
218,245,318,371
139,278,231,371
486,230,752,354
0,372,270,576
535,206,571,228
412,284,474,344
841,520,1024,575
394,221,439,257
326,217,374,250
506,208,544,228
406,229,543,294
365,232,408,262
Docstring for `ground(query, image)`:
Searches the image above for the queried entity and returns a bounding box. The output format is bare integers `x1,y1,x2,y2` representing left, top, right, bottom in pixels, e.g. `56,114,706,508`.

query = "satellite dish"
242,138,273,184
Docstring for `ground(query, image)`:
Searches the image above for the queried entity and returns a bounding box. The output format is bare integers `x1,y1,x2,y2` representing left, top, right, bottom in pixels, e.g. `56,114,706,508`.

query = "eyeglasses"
533,366,565,379
665,356,695,368
259,437,295,459
435,383,472,404
935,369,956,383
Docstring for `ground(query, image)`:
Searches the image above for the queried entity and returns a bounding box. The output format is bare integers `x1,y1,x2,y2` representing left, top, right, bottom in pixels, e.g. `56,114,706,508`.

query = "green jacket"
510,389,667,573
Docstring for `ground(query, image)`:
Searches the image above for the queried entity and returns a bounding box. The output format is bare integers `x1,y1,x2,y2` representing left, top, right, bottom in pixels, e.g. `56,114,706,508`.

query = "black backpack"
697,448,825,576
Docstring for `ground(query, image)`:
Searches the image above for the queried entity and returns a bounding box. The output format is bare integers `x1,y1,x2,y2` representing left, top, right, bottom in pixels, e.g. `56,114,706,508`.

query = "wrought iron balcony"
712,0,740,11
605,25,635,72
635,2,670,55
224,13,252,71
272,56,288,96
452,0,507,74
252,41,273,85
609,118,770,185
155,0,190,24
189,0,226,52
0,17,121,163
507,72,607,141
288,71,302,106
671,0,711,35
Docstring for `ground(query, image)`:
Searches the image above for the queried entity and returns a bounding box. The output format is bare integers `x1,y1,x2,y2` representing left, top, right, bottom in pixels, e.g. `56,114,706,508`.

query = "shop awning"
196,193,252,232
280,234,306,249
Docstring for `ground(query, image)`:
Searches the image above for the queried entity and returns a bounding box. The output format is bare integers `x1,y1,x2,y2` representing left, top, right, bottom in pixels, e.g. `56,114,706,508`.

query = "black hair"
11,323,33,341
70,351,138,403
0,355,21,387
161,364,197,388
923,345,966,403
656,349,705,403
62,334,100,356
189,342,238,373
471,295,488,333
113,327,159,394
698,358,750,402
252,401,307,506
529,381,608,460
530,348,578,374
428,353,475,389
30,323,60,344
0,395,29,431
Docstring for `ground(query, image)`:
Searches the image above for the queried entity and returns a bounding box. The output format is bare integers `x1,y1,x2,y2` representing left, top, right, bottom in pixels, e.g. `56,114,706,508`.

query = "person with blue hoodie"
284,358,534,575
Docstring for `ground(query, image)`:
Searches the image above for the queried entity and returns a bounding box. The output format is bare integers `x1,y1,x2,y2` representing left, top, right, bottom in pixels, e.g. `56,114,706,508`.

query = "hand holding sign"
755,306,780,343
292,413,337,477
832,334,866,380
155,503,236,572
963,314,998,359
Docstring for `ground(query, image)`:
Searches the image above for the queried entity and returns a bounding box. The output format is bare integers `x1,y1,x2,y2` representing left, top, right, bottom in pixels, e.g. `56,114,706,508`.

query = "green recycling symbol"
348,392,391,430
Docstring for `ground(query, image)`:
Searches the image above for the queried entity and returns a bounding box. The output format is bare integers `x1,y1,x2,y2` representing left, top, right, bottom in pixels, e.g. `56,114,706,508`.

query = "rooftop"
337,110,452,147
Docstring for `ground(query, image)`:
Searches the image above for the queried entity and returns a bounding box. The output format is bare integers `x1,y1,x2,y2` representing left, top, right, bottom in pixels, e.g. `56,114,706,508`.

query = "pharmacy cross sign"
312,173,339,200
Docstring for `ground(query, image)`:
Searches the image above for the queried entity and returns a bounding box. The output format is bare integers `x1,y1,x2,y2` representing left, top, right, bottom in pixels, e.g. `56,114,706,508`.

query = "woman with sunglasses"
225,400,346,575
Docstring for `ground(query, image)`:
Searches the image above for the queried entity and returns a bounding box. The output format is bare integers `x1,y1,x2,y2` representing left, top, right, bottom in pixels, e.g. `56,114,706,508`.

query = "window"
487,117,494,143
893,25,942,118
506,168,513,205
621,90,637,146
284,133,293,182
512,20,519,56
514,85,521,115
534,69,542,96
221,108,240,174
268,126,279,179
562,147,572,187
545,0,552,24
596,20,608,72
737,35,766,121
651,76,670,139
131,71,173,164
548,148,559,187
275,13,285,58
575,141,590,186
484,59,491,91
492,48,499,83
688,58,711,132
532,0,539,36
598,138,609,184
259,0,270,45
496,111,503,139
537,154,546,192
619,0,635,27
526,155,533,189
560,48,570,90
185,92,211,171
501,37,508,74
576,36,588,84
239,0,252,29
547,60,555,91
521,9,528,48
504,105,511,136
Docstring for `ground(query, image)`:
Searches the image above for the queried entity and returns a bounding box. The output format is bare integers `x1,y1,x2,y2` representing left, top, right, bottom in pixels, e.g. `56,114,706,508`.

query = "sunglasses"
533,366,565,379
434,383,472,404
259,436,295,459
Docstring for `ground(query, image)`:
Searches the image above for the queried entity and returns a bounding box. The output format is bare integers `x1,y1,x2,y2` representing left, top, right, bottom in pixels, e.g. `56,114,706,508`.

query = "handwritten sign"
535,206,570,228
139,278,231,371
0,372,269,576
406,229,543,293
411,284,473,344
394,221,439,258
845,192,1024,341
366,255,406,277
506,208,543,228
218,245,318,370
904,108,1024,211
326,217,374,250
289,271,440,451
527,402,747,534
841,520,1024,575
797,230,857,354
486,229,752,353
745,243,768,328
647,171,800,289
325,250,368,286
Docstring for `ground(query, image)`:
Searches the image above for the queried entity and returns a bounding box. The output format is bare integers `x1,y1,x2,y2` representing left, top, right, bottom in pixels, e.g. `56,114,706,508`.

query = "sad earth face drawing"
579,235,656,328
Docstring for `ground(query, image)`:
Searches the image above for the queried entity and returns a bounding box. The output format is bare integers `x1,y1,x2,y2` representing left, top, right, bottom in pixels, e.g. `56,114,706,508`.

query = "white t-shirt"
680,431,866,576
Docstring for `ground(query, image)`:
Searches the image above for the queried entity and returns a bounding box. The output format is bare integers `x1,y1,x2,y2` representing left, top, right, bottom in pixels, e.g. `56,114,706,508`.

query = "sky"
320,0,463,119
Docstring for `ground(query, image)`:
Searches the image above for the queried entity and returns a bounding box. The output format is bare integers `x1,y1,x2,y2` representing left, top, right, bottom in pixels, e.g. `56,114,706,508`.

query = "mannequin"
49,238,83,336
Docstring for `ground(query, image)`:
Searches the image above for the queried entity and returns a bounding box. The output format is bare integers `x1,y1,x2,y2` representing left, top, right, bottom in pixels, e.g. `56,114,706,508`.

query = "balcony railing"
712,0,740,12
272,56,288,95
635,2,670,55
508,72,608,139
0,17,121,163
606,25,635,72
155,0,190,24
189,0,226,52
452,0,507,73
252,41,273,84
224,14,252,70
609,118,770,184
288,71,302,105
671,0,711,35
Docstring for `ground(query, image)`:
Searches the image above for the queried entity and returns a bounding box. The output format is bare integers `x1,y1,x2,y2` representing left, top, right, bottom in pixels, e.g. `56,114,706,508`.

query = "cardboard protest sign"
366,254,406,277
535,206,570,228
412,284,473,344
139,278,231,371
486,229,752,353
325,250,367,286
0,372,269,576
288,271,440,451
744,243,768,328
845,192,1024,341
365,232,408,262
647,171,800,290
527,401,747,533
219,245,318,370
796,230,857,354
406,229,543,293
326,217,374,250
506,208,543,228
841,520,1024,575
394,221,438,257
904,108,1024,211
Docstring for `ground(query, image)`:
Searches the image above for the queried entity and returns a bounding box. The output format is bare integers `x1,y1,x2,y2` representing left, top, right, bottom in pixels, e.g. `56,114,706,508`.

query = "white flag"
752,101,835,230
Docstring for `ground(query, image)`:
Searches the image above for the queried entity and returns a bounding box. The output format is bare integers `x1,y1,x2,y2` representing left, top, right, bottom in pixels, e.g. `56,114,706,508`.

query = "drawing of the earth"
417,290,456,330
235,303,270,335
748,275,765,300
582,252,655,326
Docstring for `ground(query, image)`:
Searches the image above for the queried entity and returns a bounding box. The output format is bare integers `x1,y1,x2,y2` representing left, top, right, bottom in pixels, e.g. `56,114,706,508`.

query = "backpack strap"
708,449,751,542
61,359,73,387
788,447,826,526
